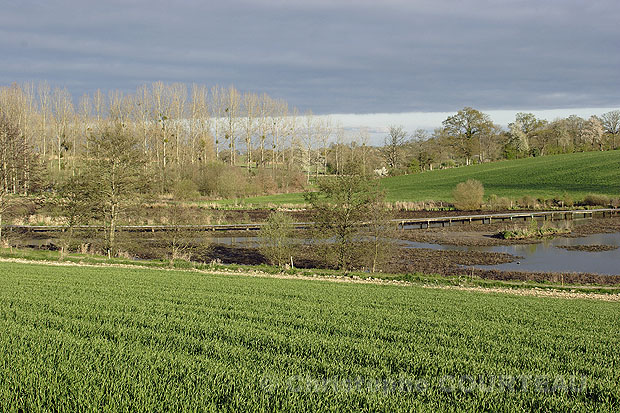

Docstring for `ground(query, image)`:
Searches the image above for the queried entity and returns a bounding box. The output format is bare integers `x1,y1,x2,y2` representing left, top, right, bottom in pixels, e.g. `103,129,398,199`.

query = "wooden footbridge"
5,208,619,233
393,208,619,230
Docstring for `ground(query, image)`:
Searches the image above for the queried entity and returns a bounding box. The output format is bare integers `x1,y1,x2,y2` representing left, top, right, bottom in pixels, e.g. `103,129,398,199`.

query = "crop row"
1,262,619,411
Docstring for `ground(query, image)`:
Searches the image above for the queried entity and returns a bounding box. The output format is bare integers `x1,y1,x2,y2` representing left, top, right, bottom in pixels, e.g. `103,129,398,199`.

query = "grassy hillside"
382,150,620,202
1,262,619,410
219,151,620,206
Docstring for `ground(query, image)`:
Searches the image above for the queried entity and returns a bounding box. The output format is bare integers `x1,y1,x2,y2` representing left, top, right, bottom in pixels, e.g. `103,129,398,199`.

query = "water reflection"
13,230,620,275
400,233,620,275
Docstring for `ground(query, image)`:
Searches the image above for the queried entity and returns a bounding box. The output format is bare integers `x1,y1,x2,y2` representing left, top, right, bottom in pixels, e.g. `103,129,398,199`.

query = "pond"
12,230,620,275
400,233,620,275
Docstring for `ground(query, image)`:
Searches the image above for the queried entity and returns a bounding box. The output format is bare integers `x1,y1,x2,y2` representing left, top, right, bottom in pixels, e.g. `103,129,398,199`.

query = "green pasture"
382,150,620,202
217,151,620,206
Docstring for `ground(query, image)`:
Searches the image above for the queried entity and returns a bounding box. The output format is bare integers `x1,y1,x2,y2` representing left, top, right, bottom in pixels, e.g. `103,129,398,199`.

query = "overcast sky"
2,0,619,136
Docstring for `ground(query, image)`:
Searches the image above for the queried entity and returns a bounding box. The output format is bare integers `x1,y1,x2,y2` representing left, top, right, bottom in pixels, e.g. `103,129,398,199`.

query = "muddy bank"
386,246,620,286
8,234,620,285
388,248,517,274
180,242,620,286
6,215,620,286
556,244,618,252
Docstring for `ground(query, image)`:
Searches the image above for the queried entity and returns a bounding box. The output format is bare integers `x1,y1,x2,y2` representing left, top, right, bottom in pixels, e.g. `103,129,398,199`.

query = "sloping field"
382,150,620,202
221,151,620,206
1,262,618,411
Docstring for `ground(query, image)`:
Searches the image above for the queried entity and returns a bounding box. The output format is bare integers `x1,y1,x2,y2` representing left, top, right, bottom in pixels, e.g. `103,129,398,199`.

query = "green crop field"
1,262,618,411
220,151,620,206
381,150,620,202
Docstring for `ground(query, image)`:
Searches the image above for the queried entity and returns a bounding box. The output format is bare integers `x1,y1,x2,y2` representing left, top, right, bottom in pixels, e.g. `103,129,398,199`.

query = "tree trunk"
372,238,378,273
109,203,116,256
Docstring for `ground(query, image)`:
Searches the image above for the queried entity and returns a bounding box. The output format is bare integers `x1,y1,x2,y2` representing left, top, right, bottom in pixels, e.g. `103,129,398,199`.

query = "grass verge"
1,247,618,294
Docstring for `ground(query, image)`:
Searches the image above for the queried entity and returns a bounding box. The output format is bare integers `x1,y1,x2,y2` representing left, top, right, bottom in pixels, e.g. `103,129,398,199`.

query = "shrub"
498,221,571,239
407,158,421,174
441,159,457,169
487,194,513,211
558,192,574,208
582,193,610,207
258,211,295,268
520,195,538,209
252,169,278,195
197,163,250,198
173,179,201,201
452,179,484,211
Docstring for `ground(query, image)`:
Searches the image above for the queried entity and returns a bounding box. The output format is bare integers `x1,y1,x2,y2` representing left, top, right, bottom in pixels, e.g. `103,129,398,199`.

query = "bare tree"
170,82,188,170
210,85,226,161
108,90,126,124
225,86,241,165
0,113,38,242
190,84,213,165
257,93,272,167
51,87,74,173
301,111,316,183
134,84,153,157
306,174,384,272
358,127,371,175
284,106,299,171
37,81,51,159
270,99,288,170
152,81,173,191
259,211,295,267
600,110,620,150
0,187,8,245
316,116,332,177
77,94,93,171
382,125,406,170
0,84,36,193
365,189,395,273
92,89,106,124
242,92,259,170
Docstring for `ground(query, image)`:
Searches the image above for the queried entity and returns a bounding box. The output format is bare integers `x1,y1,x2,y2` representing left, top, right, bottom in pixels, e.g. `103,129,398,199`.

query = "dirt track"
1,257,617,302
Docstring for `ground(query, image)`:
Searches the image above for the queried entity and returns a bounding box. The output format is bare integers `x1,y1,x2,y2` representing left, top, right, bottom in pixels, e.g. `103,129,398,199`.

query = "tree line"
1,82,619,202
399,107,620,175
0,81,356,198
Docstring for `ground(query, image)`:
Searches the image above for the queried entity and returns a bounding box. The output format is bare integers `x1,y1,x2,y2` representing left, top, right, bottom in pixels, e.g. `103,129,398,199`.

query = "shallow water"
13,230,620,275
399,233,620,275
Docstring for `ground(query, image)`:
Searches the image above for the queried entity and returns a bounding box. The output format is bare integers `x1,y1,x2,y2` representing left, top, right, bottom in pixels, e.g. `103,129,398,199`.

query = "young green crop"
0,262,619,411
381,150,620,202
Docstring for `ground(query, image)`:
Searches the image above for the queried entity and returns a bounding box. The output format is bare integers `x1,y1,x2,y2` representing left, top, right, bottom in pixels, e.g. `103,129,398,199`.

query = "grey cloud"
1,0,619,113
